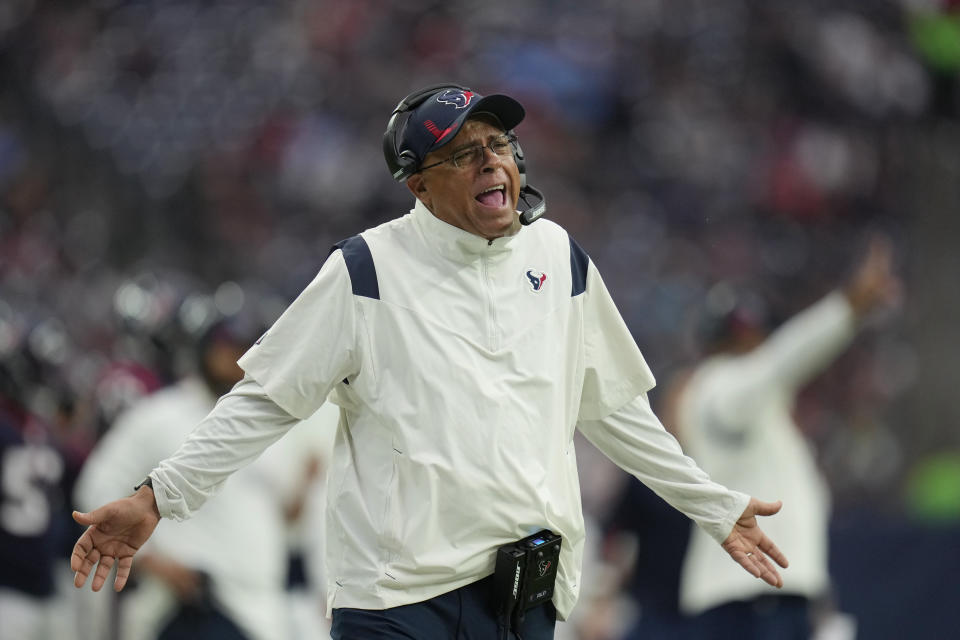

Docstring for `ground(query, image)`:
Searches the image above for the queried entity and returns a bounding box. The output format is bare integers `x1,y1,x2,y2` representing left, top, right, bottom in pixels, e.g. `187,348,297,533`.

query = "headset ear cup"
383,115,424,181
395,151,418,181
382,126,403,179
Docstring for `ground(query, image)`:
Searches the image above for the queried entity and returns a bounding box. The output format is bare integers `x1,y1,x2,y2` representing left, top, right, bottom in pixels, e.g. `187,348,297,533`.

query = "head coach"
71,84,789,640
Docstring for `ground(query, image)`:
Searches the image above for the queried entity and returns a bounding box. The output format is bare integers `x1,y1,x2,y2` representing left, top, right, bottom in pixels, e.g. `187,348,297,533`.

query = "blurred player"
675,236,901,639
74,314,332,640
0,353,68,640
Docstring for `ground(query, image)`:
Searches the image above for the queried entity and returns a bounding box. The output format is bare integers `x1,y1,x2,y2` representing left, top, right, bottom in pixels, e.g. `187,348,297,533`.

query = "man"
676,238,900,638
70,84,788,640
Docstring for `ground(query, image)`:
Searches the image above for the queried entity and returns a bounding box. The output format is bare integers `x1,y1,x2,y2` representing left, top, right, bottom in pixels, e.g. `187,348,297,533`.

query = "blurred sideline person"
0,358,68,640
74,317,334,640
70,84,790,640
280,401,338,640
600,473,696,640
672,237,901,639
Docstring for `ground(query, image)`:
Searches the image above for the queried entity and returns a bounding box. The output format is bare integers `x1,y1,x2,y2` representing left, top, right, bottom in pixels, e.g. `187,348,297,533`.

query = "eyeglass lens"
451,135,515,168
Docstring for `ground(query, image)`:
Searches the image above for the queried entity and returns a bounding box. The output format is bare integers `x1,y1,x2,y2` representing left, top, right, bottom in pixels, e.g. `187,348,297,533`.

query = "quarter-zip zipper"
480,252,500,351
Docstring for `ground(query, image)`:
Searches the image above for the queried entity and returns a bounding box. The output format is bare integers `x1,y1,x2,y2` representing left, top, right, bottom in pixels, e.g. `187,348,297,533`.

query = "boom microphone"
518,185,546,226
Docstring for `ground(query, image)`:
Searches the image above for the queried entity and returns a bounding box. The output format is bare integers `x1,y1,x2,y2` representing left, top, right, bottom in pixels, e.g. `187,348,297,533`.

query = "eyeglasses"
418,134,518,172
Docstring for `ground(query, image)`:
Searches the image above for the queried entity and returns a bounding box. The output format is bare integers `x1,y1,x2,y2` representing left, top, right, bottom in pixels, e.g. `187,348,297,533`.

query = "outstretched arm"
579,394,790,585
71,484,161,592
721,497,789,588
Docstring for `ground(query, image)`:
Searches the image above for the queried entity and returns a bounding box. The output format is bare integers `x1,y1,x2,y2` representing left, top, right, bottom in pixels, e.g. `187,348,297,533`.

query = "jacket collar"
411,198,521,263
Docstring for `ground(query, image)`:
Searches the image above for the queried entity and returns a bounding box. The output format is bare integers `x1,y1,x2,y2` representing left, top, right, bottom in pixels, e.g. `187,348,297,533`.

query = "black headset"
382,83,546,225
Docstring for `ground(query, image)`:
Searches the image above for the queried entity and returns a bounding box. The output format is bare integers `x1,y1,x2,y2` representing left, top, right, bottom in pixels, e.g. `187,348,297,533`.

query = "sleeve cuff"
702,490,750,545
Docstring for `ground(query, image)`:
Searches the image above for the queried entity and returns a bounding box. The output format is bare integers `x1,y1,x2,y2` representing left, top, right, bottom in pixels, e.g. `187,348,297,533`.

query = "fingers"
72,510,95,527
856,234,892,278
727,500,790,587
72,532,118,593
864,238,899,294
730,548,762,580
864,234,892,263
72,547,90,587
91,553,116,592
749,498,782,518
747,501,788,569
115,556,134,592
75,545,100,589
733,547,783,588
752,549,784,588
70,527,92,574
759,535,789,569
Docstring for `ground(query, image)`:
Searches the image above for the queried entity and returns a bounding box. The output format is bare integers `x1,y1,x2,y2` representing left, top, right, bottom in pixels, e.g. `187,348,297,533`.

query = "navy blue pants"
330,575,556,639
621,609,699,640
691,595,810,640
157,604,250,640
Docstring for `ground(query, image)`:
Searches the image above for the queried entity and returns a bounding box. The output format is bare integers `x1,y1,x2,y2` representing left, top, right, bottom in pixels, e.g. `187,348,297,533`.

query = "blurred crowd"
2,0,960,638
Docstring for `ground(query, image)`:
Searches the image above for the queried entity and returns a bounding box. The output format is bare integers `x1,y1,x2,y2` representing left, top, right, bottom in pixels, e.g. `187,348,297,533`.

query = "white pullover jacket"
152,200,749,620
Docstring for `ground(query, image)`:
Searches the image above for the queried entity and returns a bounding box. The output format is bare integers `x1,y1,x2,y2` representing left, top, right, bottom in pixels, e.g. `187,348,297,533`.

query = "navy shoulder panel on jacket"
569,235,589,297
331,235,380,300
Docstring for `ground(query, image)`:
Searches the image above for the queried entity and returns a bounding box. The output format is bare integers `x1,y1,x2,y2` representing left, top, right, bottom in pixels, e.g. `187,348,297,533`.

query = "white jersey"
678,292,856,614
152,200,749,621
75,378,322,640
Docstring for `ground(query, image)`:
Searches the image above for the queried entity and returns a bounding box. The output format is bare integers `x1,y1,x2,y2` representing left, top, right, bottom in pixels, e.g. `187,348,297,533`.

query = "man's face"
406,118,522,240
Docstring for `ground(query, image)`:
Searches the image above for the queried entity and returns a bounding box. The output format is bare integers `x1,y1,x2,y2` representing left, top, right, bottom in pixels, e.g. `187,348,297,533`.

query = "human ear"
406,174,430,205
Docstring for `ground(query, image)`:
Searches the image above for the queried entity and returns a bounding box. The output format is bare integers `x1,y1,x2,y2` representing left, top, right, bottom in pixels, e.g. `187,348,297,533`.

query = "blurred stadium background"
1,0,959,638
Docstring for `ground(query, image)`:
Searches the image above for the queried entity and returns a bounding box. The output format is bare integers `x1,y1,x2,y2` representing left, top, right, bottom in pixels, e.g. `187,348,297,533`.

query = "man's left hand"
722,497,789,588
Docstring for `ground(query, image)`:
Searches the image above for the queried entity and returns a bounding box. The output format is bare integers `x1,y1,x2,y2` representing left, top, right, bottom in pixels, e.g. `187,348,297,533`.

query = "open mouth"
475,184,506,208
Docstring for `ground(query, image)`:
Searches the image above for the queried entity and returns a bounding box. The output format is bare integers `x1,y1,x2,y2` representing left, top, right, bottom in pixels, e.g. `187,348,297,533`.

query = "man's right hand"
71,485,161,592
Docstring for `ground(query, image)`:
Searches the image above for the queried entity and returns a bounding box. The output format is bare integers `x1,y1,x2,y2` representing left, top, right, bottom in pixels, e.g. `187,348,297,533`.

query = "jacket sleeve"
578,263,656,421
578,393,749,545
150,376,300,521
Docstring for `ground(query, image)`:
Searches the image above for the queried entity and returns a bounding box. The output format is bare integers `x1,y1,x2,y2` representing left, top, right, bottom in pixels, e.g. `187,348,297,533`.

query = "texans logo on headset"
436,89,475,109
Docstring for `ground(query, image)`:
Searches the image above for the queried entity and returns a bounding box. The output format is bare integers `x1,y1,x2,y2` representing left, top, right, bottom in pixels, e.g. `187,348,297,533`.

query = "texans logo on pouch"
526,269,547,292
436,89,475,109
538,559,552,577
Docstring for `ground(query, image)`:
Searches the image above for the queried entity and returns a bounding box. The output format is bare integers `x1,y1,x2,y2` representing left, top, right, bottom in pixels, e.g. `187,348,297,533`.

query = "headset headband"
382,83,471,182
382,84,546,225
